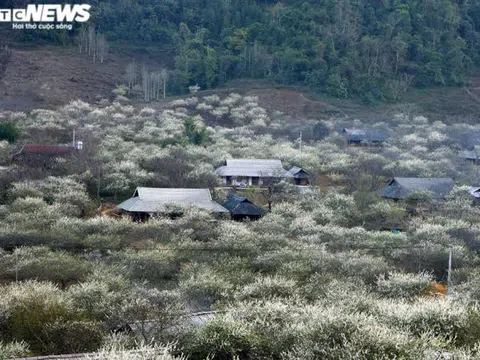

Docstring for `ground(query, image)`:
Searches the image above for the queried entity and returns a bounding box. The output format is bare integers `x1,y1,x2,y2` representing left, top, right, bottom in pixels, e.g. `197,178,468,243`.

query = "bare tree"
96,33,108,63
75,27,88,53
137,65,170,101
160,68,168,98
76,25,108,64
142,64,149,102
87,25,95,56
125,62,138,94
389,73,415,101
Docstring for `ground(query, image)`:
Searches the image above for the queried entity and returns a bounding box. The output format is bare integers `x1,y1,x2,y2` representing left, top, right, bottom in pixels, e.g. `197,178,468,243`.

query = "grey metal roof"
215,159,293,178
343,128,388,142
223,195,266,216
467,187,480,198
459,145,480,160
288,166,309,178
379,177,455,200
119,188,228,213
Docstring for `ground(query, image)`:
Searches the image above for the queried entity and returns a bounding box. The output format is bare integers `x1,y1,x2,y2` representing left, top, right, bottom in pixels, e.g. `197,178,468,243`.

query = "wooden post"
447,248,452,295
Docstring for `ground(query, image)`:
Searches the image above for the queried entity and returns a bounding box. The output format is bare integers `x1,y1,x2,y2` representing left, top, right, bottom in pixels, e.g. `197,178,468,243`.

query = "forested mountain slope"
4,0,480,103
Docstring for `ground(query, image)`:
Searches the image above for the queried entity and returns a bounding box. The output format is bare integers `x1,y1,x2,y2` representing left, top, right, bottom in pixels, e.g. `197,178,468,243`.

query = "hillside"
0,43,174,111
1,44,480,125
2,84,480,358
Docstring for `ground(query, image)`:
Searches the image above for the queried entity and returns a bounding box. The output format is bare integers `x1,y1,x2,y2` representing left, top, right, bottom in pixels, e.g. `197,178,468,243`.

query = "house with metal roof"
215,159,293,186
288,166,310,185
459,145,480,163
223,194,267,221
119,187,228,221
378,177,455,200
467,187,480,202
342,128,388,145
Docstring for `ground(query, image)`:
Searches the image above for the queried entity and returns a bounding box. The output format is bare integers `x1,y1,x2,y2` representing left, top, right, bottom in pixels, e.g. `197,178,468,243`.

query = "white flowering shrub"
186,299,425,359
6,88,480,358
86,343,187,360
0,281,104,354
0,341,30,359
376,271,433,299
237,276,297,300
220,93,242,107
203,94,220,104
179,264,234,309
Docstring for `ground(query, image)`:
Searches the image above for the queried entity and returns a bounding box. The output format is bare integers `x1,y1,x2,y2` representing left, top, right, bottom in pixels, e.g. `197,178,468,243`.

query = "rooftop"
342,128,388,142
119,187,228,213
223,194,266,216
379,177,455,199
467,186,480,198
288,166,309,178
459,145,480,160
215,159,293,178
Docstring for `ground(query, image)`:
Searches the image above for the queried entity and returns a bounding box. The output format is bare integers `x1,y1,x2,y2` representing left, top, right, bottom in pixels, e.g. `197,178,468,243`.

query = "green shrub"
237,276,298,301
0,121,20,143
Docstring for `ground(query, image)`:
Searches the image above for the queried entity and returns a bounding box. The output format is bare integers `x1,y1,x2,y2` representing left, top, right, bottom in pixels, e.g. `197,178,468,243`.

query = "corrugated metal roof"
288,166,309,178
223,195,266,216
379,177,454,200
467,186,480,198
459,145,480,160
343,128,388,142
215,159,293,178
289,166,302,174
119,188,228,213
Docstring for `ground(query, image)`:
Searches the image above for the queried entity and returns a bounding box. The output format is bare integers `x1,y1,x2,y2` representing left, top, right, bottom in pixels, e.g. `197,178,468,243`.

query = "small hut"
467,187,480,204
459,145,480,164
223,194,266,221
378,177,455,201
288,166,310,185
342,128,388,146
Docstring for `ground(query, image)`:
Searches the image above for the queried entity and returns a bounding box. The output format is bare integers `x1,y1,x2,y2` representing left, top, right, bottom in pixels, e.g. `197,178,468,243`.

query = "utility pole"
15,249,18,282
72,129,76,147
299,131,303,167
447,248,452,295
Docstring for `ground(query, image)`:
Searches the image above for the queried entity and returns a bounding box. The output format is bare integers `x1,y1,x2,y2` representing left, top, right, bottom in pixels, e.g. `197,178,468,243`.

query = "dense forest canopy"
3,0,480,102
